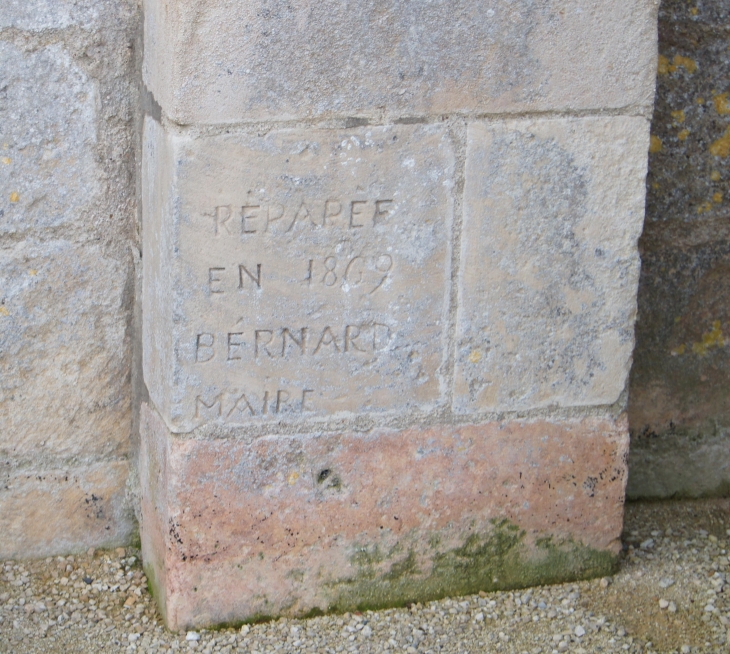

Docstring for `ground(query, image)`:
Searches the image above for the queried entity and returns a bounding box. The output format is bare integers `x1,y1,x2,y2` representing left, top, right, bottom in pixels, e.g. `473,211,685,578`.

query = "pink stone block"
140,403,629,630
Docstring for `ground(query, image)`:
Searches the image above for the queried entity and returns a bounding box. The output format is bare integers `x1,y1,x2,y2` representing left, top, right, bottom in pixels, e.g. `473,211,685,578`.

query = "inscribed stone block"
0,240,130,462
143,119,454,433
455,116,650,413
143,0,658,124
0,43,100,236
140,402,628,629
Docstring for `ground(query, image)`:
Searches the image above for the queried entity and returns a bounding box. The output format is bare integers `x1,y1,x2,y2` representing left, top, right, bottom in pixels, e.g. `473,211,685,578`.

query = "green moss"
166,519,616,630
300,607,325,619
129,529,142,551
323,519,616,613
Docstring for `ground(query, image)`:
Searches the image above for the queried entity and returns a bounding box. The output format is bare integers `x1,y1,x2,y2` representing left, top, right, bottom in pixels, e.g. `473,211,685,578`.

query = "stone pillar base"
140,403,628,630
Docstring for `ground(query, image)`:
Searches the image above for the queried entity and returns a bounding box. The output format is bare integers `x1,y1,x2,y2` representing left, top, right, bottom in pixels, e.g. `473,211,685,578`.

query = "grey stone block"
142,119,454,432
0,240,131,463
0,43,100,236
455,116,650,413
143,0,658,124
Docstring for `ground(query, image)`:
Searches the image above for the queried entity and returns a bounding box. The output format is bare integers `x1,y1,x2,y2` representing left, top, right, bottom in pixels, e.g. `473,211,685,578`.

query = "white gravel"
1,499,728,653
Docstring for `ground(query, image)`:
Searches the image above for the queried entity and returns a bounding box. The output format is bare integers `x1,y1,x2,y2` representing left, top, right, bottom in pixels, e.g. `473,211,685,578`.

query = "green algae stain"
324,519,616,613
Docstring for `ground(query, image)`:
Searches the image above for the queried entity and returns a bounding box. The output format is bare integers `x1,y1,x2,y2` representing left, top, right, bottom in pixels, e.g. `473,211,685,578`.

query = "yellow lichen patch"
697,200,713,214
678,129,690,142
649,135,663,153
713,92,730,115
671,110,685,124
0,306,8,317
711,170,722,181
697,97,705,105
1,157,11,165
657,55,670,75
672,55,698,74
691,321,725,356
690,7,698,16
287,471,300,485
671,344,686,356
709,126,730,157
9,192,19,203
468,349,482,364
29,269,37,276
713,192,723,204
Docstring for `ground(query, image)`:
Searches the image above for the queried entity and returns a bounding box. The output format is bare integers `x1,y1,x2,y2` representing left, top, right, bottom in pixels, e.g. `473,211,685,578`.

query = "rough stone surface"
143,119,454,433
140,402,628,630
0,1,107,30
455,116,649,413
628,0,730,498
0,460,132,559
0,42,100,236
0,240,131,465
0,1,139,556
143,0,658,124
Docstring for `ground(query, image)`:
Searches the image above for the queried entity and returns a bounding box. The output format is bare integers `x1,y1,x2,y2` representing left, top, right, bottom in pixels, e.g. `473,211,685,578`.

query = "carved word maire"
195,387,315,421
195,323,393,362
208,198,394,236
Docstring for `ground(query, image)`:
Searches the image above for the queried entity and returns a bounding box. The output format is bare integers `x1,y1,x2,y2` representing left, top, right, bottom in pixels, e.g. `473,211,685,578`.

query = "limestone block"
140,402,628,629
455,116,650,413
143,119,454,432
0,0,104,30
143,0,658,124
0,240,131,463
0,460,132,559
0,43,100,236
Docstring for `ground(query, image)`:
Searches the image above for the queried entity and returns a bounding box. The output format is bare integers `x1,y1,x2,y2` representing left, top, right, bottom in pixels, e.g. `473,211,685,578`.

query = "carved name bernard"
143,122,455,431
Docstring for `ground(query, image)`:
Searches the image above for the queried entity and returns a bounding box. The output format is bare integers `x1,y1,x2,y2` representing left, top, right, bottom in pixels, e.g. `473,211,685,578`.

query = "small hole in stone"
317,469,331,484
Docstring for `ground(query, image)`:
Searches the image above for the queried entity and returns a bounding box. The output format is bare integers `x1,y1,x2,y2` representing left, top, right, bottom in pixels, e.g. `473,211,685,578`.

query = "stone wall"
3,0,724,575
628,0,730,499
0,0,139,557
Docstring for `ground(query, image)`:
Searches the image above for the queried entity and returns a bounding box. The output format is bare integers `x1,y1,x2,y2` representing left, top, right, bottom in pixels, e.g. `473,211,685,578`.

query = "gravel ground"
1,499,728,654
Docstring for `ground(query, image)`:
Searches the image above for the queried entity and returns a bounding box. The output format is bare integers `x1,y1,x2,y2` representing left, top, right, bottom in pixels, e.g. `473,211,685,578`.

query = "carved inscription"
195,388,315,420
209,198,394,236
192,197,402,422
156,125,453,431
195,323,393,362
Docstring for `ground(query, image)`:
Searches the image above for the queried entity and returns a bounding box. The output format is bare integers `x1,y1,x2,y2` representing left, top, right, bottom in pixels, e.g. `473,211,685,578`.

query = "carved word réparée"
209,198,394,235
195,323,393,362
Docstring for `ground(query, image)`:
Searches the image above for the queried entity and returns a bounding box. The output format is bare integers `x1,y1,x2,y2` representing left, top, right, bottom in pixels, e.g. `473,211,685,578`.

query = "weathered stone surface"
0,1,103,30
140,402,628,630
640,4,730,252
627,429,730,499
143,0,658,124
455,117,649,413
628,1,730,498
0,460,132,559
143,119,454,432
0,42,100,236
0,240,131,463
629,244,730,498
